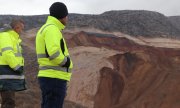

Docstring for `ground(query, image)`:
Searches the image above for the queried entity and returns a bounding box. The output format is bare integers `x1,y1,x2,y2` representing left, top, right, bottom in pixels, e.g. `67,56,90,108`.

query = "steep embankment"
63,31,180,108
12,27,180,108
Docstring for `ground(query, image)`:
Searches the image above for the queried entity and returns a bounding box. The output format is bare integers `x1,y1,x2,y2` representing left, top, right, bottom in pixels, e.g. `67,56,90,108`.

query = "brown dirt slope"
13,29,180,108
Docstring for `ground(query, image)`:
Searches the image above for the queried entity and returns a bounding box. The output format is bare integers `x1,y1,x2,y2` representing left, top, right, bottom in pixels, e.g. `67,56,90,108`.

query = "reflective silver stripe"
49,51,60,60
37,54,47,58
15,53,22,57
40,24,54,34
2,47,13,52
0,52,22,57
0,75,25,79
37,52,66,65
39,66,66,71
14,64,21,71
59,56,68,66
39,66,72,72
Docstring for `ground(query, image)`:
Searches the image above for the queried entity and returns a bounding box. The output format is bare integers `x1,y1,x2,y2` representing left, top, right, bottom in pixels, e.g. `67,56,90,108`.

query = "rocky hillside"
69,10,180,37
169,16,180,31
1,10,180,37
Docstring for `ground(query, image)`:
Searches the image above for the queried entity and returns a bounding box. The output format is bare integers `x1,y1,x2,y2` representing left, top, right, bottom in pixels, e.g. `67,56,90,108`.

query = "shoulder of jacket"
0,32,12,42
0,31,11,37
40,24,59,35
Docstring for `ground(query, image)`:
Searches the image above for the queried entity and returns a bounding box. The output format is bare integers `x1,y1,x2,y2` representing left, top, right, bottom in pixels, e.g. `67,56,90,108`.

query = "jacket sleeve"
0,33,21,70
44,26,68,66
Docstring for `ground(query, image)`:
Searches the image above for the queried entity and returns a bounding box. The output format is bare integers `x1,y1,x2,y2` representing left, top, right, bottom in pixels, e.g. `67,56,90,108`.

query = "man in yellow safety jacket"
36,2,73,108
0,19,26,108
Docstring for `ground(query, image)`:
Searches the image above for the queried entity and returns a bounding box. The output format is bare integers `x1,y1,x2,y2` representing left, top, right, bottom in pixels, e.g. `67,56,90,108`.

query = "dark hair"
10,19,24,29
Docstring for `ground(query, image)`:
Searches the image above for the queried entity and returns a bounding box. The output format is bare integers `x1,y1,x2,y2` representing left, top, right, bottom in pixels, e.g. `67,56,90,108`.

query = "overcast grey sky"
0,0,179,16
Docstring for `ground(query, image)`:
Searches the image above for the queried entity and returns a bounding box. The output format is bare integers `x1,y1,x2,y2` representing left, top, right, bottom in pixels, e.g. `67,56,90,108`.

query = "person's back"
0,19,26,108
36,2,73,108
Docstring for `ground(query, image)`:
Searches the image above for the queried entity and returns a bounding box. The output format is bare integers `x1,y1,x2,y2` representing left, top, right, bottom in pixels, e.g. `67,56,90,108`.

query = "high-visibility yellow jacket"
0,30,26,91
36,16,73,81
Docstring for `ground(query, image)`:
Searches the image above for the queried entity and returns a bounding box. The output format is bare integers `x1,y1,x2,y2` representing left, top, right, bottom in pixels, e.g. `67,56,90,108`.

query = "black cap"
49,2,68,19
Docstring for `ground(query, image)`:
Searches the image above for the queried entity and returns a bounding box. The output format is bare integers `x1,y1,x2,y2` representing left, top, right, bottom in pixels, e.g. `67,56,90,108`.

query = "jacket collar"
46,16,65,30
8,30,19,40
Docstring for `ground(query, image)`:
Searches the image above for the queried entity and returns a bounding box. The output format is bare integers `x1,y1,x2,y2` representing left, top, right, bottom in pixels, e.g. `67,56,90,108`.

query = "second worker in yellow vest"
36,2,73,108
0,19,26,108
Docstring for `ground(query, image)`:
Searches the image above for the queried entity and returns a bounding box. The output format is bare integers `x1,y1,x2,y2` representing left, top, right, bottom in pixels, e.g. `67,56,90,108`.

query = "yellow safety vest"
36,16,73,81
0,30,24,79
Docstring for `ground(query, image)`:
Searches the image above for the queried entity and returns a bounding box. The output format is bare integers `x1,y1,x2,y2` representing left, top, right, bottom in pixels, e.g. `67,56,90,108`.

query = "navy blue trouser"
38,77,67,108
